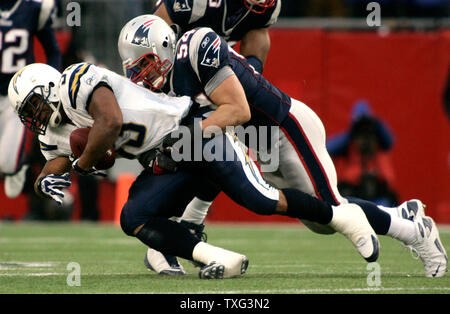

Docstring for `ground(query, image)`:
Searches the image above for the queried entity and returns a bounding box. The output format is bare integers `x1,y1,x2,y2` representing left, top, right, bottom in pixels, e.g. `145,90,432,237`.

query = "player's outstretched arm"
34,156,72,204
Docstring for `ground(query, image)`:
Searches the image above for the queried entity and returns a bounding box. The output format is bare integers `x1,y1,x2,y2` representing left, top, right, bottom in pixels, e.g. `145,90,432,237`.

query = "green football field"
0,222,449,294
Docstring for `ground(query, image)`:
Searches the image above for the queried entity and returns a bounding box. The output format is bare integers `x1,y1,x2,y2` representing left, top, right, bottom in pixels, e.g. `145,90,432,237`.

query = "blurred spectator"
327,100,398,206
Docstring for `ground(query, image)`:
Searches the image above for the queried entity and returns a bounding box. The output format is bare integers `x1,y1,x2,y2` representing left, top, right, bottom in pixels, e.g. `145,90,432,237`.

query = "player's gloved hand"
138,148,178,174
162,122,202,153
37,173,72,205
72,158,107,177
150,150,178,174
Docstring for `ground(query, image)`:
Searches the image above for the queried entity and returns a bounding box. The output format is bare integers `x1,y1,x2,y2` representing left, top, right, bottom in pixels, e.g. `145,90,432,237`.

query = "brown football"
70,128,116,170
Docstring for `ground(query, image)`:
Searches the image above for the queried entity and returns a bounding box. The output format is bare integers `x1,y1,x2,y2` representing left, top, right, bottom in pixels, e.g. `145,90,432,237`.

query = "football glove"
162,122,201,153
161,122,209,165
72,158,107,177
37,173,72,205
138,148,178,174
150,150,178,174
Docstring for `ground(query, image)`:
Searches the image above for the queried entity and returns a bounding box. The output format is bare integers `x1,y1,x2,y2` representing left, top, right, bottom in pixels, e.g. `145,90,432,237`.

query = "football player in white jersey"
0,0,61,198
8,62,382,278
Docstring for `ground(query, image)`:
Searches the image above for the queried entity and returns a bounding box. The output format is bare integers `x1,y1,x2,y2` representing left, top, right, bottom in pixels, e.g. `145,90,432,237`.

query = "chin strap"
48,101,62,128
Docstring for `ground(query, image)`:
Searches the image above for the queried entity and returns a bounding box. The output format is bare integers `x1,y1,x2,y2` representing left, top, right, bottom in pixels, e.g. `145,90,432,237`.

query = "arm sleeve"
60,64,114,128
265,0,281,27
65,63,111,113
39,140,61,161
246,55,263,74
188,28,233,96
160,0,195,28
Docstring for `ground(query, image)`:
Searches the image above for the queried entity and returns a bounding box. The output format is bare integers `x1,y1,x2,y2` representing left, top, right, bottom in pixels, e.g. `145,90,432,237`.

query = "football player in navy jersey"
0,0,61,198
151,0,280,74
118,15,447,278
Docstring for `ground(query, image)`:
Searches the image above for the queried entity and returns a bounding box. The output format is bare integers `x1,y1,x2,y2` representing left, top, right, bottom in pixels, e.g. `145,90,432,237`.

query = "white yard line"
0,272,64,277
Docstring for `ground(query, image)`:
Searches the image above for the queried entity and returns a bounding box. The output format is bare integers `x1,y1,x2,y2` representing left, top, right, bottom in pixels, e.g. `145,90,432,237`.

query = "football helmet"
244,0,276,14
118,15,176,90
8,63,62,135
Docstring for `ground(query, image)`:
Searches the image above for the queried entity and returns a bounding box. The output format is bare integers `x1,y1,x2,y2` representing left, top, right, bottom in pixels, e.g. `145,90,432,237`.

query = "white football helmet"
245,0,276,14
8,63,62,135
118,14,176,90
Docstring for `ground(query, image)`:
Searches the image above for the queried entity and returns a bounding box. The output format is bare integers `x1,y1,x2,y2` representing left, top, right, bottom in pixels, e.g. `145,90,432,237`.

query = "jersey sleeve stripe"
38,0,55,30
68,63,91,108
204,65,234,96
39,141,58,151
189,0,208,24
267,0,281,26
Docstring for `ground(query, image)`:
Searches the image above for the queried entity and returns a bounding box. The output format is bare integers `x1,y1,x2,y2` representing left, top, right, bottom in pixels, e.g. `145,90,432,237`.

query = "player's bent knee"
120,205,140,236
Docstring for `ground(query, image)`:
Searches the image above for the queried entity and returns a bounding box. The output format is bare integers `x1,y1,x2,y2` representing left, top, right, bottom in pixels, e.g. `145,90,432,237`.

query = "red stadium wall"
206,29,450,223
1,29,449,223
262,29,450,223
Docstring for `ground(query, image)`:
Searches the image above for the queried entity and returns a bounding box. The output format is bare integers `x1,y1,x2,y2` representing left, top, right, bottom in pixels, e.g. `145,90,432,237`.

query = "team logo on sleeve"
200,36,221,68
131,19,156,48
173,0,191,12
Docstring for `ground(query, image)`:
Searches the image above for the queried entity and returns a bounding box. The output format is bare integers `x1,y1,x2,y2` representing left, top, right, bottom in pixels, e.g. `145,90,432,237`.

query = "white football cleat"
192,242,249,278
405,216,448,278
198,262,225,279
4,164,29,199
397,199,426,220
329,203,380,262
198,256,248,279
144,248,186,276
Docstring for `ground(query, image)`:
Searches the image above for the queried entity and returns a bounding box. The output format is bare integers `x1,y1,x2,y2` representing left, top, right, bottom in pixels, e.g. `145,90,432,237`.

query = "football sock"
377,205,399,217
346,197,391,235
180,197,212,225
385,215,417,244
136,217,200,260
281,188,333,224
193,242,241,266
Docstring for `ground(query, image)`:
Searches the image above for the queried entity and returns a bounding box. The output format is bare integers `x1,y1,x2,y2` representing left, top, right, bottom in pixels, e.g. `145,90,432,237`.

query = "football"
70,127,116,170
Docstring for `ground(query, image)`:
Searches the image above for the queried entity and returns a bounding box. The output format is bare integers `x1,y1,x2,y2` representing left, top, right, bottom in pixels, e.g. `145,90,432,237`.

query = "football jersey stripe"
189,0,207,24
39,141,58,151
282,113,340,205
68,63,91,108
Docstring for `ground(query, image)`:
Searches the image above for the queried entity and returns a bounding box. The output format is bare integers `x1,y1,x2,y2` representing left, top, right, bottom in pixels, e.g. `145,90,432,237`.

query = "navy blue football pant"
120,133,279,236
